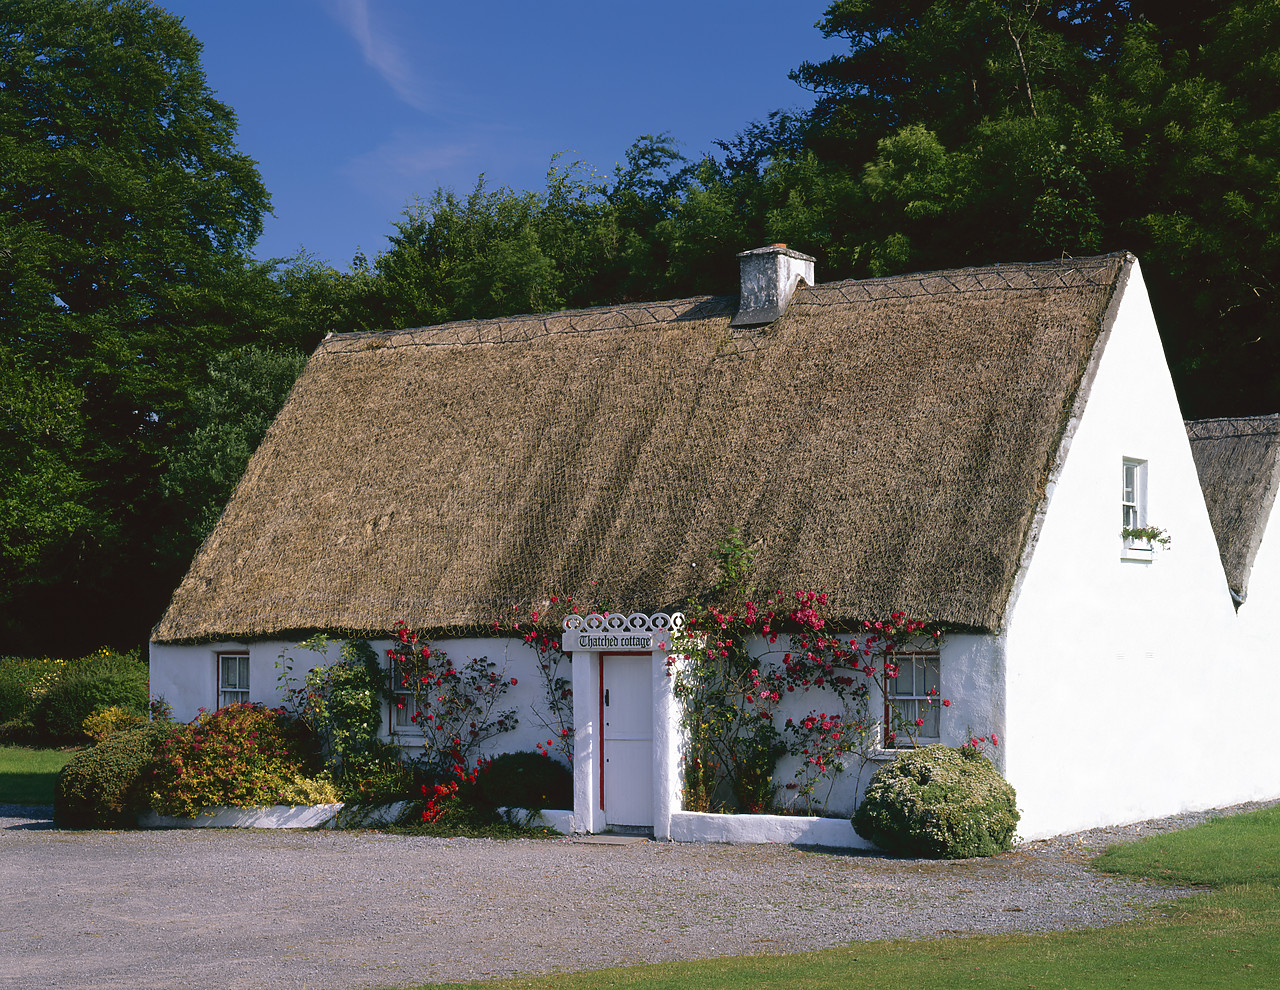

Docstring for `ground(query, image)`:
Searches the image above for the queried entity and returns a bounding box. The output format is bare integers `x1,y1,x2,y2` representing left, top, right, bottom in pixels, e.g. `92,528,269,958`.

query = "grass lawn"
0,745,77,806
380,805,1280,990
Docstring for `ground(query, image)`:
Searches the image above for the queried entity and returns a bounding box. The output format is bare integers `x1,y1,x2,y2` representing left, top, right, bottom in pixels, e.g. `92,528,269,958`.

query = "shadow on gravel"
0,805,56,830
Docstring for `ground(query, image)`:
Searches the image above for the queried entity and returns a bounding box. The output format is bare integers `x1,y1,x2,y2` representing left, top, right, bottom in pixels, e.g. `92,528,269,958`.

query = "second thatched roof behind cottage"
153,253,1130,642
1187,414,1280,602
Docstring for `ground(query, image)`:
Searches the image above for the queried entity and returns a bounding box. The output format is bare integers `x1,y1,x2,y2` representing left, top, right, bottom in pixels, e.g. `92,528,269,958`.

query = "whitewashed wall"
1236,507,1280,665
1002,260,1280,839
664,632,1004,819
149,635,570,765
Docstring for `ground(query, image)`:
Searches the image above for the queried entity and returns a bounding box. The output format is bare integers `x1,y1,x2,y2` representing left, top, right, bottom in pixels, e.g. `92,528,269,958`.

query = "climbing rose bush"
387,621,517,775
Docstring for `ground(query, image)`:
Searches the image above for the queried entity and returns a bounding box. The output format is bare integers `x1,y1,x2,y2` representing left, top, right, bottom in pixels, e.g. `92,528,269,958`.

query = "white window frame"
217,652,250,708
389,655,418,736
883,652,941,749
1121,457,1152,560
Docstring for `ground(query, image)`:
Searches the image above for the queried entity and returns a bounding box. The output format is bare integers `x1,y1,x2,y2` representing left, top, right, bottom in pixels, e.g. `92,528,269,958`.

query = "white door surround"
566,612,684,837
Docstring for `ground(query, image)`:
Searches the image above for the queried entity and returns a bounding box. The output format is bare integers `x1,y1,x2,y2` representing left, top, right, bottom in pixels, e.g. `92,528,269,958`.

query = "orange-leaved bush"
149,703,327,817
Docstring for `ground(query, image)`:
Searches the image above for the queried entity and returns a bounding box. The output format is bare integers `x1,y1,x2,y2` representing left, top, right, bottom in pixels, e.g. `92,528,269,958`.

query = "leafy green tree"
158,345,306,564
786,1,1280,416
0,347,90,602
0,0,273,653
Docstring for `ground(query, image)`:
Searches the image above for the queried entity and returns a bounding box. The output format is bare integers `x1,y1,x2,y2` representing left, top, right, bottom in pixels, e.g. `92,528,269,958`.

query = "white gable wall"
1236,503,1280,660
1003,260,1279,838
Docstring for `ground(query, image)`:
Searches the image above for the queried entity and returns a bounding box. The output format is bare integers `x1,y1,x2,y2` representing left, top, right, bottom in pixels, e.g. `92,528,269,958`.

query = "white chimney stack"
731,244,816,327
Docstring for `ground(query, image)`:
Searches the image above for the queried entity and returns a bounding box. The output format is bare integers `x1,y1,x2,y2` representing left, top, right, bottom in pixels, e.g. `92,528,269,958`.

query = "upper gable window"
1122,459,1145,531
1120,458,1154,561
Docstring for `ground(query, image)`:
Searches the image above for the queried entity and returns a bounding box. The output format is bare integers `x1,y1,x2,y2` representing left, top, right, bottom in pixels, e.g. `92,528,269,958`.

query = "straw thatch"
153,252,1132,643
1186,414,1280,603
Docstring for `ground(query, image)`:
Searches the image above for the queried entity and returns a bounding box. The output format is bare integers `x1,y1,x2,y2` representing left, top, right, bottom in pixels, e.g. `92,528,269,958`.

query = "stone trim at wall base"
137,802,575,832
668,810,873,848
138,804,346,829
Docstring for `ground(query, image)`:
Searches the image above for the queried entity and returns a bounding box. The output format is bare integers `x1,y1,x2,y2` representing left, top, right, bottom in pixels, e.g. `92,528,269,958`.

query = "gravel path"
1,800,1273,990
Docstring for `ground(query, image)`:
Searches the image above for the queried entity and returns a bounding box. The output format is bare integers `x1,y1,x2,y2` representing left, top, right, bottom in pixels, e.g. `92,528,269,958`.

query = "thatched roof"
153,252,1132,643
1186,415,1280,603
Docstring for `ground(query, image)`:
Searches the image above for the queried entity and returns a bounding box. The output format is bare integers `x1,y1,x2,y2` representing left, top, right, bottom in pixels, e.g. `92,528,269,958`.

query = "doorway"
601,652,653,827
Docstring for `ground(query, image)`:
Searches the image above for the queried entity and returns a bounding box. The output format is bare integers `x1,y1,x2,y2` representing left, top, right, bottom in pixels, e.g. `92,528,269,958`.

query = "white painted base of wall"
526,808,573,833
138,804,345,829
136,802,574,832
326,801,413,828
668,810,873,848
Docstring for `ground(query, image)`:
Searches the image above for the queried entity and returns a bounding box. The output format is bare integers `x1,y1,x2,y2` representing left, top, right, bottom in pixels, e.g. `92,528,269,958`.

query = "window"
884,652,940,747
1121,458,1156,560
217,653,250,708
1122,458,1146,531
390,657,417,732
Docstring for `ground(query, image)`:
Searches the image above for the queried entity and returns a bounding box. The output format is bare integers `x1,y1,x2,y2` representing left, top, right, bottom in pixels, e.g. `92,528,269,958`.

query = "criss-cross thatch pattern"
153,253,1131,643
1186,414,1280,602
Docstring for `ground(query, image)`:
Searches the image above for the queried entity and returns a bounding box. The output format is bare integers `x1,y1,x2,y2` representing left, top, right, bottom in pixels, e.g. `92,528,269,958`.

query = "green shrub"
475,751,572,811
0,669,32,723
0,655,69,699
852,744,1019,859
337,740,415,805
149,703,325,817
34,649,148,743
54,723,167,828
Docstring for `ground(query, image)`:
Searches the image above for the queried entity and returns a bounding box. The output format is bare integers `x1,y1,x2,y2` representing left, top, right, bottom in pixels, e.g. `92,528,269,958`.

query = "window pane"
922,703,940,736
237,656,249,688
923,659,939,696
1123,462,1136,502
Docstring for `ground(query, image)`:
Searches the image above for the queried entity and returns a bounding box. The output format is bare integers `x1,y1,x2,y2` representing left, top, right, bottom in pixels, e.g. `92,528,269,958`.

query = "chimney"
731,244,816,327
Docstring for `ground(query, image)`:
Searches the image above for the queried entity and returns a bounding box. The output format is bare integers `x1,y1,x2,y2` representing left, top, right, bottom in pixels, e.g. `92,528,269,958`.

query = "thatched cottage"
151,247,1280,842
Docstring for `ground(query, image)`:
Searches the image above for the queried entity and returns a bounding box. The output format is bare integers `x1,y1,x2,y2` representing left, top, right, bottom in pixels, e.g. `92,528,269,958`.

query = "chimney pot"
732,244,816,327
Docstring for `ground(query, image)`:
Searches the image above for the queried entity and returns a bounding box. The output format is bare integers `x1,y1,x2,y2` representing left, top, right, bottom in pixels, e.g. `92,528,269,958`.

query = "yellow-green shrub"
278,773,342,806
82,704,147,742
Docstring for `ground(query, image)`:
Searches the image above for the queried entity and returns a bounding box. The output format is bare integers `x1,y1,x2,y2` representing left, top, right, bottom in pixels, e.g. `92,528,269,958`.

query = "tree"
0,0,273,653
158,346,306,566
786,1,1280,416
0,346,90,603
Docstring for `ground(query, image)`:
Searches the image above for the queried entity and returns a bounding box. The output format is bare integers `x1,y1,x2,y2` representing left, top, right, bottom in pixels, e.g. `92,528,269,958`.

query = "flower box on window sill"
1121,536,1154,562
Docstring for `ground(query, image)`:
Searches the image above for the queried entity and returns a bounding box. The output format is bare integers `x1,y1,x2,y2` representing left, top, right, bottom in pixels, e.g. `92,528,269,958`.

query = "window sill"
868,741,940,761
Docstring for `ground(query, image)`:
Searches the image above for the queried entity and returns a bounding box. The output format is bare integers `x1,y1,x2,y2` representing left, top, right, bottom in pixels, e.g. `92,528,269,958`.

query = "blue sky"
162,1,842,270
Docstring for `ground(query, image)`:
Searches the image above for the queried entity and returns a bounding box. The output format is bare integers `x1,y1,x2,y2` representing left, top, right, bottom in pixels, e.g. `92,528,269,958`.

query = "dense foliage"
148,703,330,818
787,1,1280,418
853,744,1020,858
474,750,572,812
32,649,148,743
54,721,168,827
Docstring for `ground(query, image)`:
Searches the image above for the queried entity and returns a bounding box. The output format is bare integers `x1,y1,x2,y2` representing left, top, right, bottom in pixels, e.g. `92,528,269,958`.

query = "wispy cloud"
340,128,495,210
322,0,432,112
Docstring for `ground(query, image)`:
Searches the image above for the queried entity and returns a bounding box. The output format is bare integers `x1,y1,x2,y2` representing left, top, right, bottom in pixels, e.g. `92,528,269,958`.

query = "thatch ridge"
154,253,1129,643
1186,414,1280,603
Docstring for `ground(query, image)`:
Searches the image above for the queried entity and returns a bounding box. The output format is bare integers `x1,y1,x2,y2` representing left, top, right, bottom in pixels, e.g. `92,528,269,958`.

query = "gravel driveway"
1,802,1269,990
